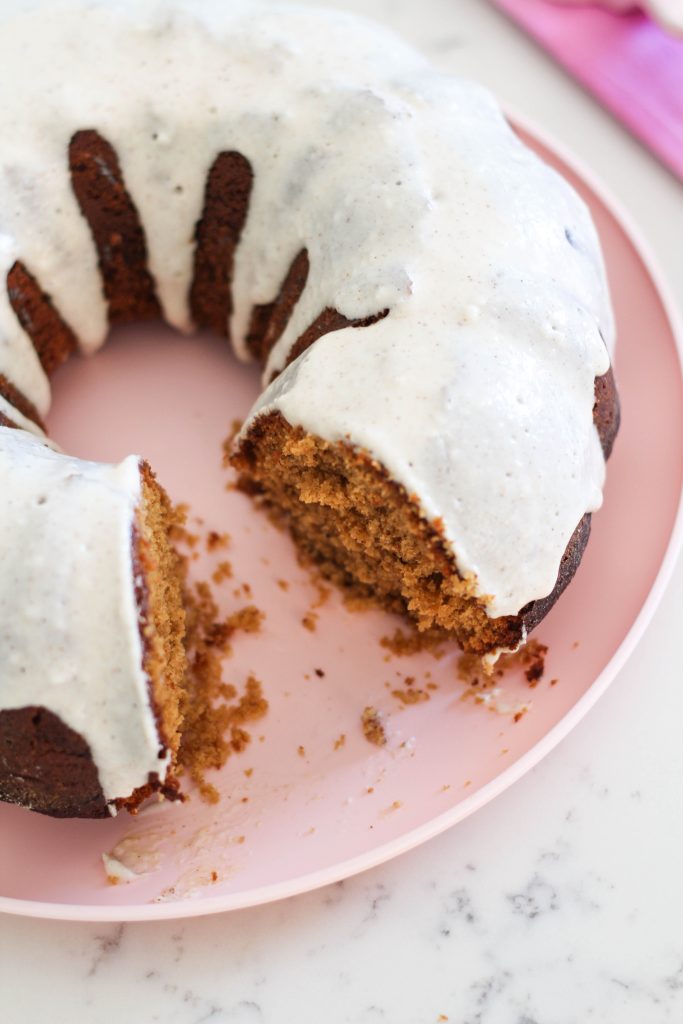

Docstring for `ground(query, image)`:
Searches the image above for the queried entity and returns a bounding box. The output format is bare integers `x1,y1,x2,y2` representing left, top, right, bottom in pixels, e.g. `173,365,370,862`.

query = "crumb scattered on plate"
380,626,446,659
362,706,387,746
302,611,318,632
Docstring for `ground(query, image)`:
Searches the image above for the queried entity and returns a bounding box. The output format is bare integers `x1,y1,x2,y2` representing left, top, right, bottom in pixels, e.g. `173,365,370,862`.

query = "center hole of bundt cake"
46,322,261,499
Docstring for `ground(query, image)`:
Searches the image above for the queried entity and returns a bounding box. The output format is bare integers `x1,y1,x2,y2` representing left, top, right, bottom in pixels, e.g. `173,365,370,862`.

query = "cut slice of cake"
232,407,604,661
232,412,525,658
0,428,187,818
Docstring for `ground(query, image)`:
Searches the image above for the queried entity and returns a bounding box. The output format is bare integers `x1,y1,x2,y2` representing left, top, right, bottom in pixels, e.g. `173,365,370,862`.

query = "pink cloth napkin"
490,0,683,181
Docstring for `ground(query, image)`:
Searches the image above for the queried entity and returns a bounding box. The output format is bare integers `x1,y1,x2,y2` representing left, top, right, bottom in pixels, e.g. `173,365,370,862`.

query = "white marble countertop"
2,0,683,1020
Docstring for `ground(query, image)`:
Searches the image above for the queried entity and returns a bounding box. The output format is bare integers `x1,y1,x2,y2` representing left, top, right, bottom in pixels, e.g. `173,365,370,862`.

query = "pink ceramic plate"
1,121,682,921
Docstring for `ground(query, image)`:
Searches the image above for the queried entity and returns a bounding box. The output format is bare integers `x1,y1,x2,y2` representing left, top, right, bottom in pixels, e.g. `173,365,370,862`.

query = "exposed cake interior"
233,411,523,657
118,463,187,812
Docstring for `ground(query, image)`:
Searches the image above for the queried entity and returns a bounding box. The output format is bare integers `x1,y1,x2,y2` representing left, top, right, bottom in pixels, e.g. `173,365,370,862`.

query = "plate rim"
2,111,683,922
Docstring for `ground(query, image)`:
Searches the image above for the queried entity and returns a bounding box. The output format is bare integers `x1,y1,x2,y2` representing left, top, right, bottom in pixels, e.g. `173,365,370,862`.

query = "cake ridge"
69,129,163,326
190,149,254,338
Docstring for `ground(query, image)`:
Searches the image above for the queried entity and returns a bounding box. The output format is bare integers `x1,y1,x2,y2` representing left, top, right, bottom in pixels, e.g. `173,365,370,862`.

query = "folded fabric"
492,0,683,181
550,0,683,36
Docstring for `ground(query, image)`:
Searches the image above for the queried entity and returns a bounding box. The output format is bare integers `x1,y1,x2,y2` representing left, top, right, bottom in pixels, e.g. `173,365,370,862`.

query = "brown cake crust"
190,150,253,336
517,363,619,638
69,129,161,324
518,513,591,637
0,706,108,818
594,366,620,458
0,704,179,820
246,248,310,363
6,261,78,376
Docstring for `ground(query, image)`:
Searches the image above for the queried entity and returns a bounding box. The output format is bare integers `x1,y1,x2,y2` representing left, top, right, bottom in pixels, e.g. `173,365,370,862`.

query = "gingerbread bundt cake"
0,0,618,818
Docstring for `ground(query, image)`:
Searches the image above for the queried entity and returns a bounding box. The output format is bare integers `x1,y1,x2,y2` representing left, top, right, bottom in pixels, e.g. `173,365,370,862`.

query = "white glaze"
0,429,169,807
0,0,614,801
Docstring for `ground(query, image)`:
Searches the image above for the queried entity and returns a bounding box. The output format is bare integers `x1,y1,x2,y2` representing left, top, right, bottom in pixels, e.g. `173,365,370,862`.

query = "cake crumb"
302,612,318,632
168,504,199,549
211,560,234,585
297,745,306,757
334,734,346,751
311,579,331,609
362,706,387,747
222,420,243,465
277,579,290,591
243,768,253,778
199,782,220,804
226,605,264,635
518,640,548,685
457,638,548,710
456,651,484,685
380,626,445,659
314,667,325,678
206,530,230,552
171,530,269,802
343,592,378,614
392,686,430,706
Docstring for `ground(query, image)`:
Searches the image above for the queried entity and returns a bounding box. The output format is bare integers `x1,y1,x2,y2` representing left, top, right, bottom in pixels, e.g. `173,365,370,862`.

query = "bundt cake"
0,0,619,818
